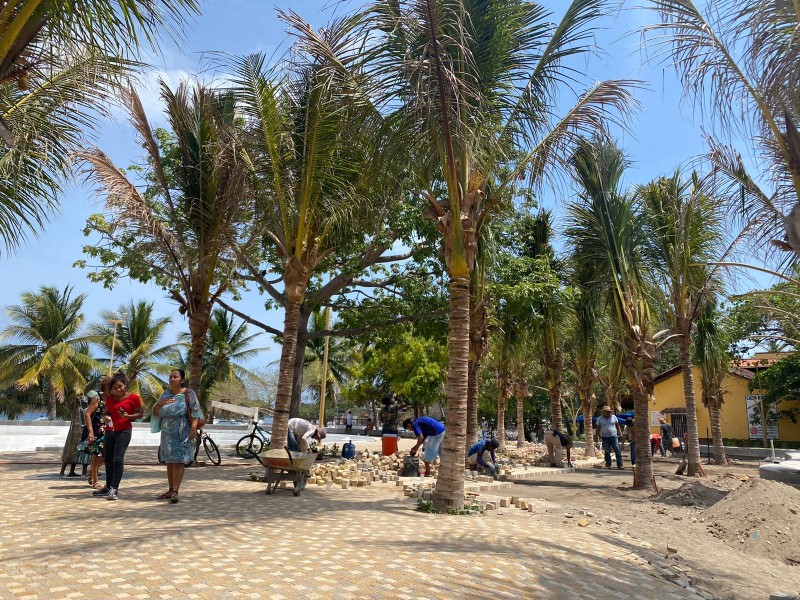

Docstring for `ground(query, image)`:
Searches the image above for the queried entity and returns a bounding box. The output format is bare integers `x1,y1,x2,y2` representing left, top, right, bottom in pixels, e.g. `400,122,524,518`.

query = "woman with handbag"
152,369,204,504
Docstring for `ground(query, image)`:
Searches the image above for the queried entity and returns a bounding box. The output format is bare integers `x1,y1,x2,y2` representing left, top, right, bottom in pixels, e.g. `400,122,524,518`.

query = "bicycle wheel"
236,434,263,458
203,435,221,465
191,436,202,464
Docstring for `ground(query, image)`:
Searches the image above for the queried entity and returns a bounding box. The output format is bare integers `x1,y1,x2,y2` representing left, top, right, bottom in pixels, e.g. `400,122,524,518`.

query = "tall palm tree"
0,285,100,418
566,137,659,490
0,0,199,252
648,1,800,263
569,265,602,457
228,15,389,451
372,0,637,509
79,81,250,405
640,173,725,476
89,300,173,404
693,301,729,465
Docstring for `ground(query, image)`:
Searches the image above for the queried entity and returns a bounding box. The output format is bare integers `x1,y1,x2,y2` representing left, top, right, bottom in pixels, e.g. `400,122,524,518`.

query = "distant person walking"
595,406,623,469
345,410,353,434
94,373,142,500
153,369,204,504
659,418,676,456
403,416,445,477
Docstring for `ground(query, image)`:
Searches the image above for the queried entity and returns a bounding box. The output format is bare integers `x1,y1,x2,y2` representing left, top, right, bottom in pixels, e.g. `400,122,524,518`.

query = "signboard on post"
745,395,779,440
651,411,665,426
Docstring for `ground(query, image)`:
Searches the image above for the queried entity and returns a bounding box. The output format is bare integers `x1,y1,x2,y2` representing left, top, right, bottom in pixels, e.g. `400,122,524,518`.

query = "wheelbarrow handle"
284,446,295,467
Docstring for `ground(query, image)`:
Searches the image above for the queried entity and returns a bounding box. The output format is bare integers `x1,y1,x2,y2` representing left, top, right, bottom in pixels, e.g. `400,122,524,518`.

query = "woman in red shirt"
93,373,142,500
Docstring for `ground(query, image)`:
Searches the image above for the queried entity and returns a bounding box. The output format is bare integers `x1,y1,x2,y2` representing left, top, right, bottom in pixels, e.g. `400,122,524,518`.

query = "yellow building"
651,364,800,444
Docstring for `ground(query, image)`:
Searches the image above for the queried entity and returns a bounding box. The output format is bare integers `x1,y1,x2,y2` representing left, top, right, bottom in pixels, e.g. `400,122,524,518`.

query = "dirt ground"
509,457,800,600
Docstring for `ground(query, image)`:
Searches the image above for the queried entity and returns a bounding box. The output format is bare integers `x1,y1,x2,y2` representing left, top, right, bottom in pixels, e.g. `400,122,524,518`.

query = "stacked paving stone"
307,449,415,489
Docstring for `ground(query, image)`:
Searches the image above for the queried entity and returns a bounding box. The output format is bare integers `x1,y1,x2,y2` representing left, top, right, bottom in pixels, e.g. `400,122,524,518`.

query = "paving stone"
0,449,708,600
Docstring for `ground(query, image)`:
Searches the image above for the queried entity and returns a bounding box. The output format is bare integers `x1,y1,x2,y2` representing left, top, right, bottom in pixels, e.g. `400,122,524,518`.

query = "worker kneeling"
544,428,573,468
467,438,500,476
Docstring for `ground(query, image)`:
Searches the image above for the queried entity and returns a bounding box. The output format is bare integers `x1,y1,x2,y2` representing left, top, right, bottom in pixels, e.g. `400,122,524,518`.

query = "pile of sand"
702,478,800,565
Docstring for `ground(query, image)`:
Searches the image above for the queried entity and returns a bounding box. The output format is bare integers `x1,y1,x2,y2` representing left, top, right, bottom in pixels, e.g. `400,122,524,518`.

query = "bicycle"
156,428,221,466
236,420,271,458
193,428,221,465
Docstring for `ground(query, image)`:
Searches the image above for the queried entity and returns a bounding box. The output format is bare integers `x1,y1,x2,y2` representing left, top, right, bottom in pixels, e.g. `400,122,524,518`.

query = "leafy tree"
78,81,251,404
758,353,800,424
0,285,101,418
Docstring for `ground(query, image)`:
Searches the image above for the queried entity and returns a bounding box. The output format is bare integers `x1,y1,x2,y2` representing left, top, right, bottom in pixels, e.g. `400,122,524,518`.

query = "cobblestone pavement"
0,450,705,600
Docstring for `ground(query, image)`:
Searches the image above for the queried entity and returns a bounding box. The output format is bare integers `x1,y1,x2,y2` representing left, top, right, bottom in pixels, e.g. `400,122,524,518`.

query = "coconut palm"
569,265,602,457
0,0,198,252
89,301,173,404
566,137,659,490
640,172,725,476
228,13,390,451
0,285,101,418
693,301,729,465
79,81,250,405
647,0,800,263
371,0,637,509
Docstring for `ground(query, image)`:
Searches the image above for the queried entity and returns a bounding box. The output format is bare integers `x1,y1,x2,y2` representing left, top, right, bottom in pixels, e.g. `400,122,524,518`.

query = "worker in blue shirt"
467,439,499,475
403,416,445,476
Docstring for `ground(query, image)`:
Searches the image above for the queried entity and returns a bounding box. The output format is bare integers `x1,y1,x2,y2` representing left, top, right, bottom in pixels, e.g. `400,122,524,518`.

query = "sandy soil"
509,457,800,600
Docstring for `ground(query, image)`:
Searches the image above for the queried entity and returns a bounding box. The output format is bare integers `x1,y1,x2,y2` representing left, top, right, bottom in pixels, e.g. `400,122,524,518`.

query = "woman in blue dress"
153,369,204,503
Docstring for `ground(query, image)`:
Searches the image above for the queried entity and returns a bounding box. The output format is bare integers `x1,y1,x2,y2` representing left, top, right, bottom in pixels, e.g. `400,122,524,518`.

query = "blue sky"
0,1,771,368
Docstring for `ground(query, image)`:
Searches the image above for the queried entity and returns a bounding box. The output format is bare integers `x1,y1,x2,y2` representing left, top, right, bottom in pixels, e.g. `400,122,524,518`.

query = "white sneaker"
106,488,118,501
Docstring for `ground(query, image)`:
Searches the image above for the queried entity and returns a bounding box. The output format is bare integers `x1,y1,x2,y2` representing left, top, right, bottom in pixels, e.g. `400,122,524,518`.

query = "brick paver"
0,450,705,599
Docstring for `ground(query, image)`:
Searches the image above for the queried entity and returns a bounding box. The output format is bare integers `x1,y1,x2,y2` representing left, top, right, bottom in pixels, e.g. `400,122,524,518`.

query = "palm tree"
640,173,725,476
302,310,354,409
647,1,800,263
372,0,637,509
566,137,659,491
0,285,100,418
79,81,250,404
569,266,602,457
526,211,572,432
228,15,388,451
89,301,173,404
693,302,729,465
0,0,199,252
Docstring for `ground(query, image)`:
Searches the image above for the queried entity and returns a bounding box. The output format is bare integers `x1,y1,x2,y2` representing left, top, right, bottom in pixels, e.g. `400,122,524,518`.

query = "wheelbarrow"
256,447,318,496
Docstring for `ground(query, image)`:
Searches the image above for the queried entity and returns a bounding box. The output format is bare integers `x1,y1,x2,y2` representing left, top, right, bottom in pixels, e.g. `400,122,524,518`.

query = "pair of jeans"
103,428,132,490
629,441,636,465
287,430,298,452
601,435,623,467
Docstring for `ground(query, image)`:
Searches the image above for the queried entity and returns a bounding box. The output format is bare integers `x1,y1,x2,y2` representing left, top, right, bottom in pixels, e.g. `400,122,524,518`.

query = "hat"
602,406,612,412
315,427,327,440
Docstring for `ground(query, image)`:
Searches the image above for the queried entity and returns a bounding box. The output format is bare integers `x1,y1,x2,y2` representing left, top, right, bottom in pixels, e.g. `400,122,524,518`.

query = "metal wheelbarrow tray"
257,447,318,496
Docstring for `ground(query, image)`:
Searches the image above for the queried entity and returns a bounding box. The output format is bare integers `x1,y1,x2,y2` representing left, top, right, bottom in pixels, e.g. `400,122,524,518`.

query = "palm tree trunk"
270,297,303,451
548,378,562,432
679,334,703,476
433,274,470,511
708,404,727,465
632,387,655,490
581,392,596,458
466,358,479,447
188,304,212,406
289,310,310,418
48,386,58,420
516,387,525,445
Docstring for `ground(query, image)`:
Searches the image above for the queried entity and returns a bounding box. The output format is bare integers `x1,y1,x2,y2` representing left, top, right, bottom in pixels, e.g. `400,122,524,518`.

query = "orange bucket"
382,434,398,456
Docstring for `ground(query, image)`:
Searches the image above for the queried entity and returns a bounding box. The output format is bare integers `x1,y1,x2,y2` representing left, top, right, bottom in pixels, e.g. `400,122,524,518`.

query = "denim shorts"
423,432,445,462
